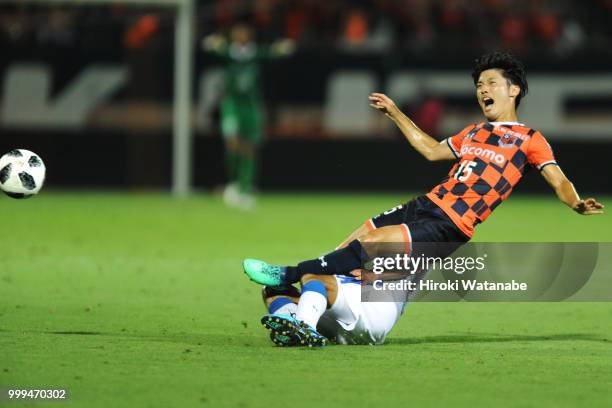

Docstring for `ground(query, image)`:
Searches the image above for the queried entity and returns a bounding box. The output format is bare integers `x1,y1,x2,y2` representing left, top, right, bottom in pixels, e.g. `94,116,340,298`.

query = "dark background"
1,0,611,193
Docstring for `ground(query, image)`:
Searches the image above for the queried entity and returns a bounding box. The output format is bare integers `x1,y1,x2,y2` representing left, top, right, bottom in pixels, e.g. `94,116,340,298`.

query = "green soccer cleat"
261,314,327,348
243,258,287,287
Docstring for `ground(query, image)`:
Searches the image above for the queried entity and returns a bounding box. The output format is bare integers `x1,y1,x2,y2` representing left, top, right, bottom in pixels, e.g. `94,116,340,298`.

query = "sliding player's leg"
295,274,337,328
318,275,405,345
336,223,370,249
261,285,302,346
292,273,405,346
242,195,473,287
287,273,401,346
261,274,338,347
290,274,401,346
260,272,405,346
262,285,300,315
244,223,410,287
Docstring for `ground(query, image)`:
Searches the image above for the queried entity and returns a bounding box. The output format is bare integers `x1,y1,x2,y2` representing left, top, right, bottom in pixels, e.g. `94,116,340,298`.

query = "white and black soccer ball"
0,149,46,199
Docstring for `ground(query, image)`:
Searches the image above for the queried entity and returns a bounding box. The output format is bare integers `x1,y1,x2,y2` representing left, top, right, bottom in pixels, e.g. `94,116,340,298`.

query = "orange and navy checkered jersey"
426,122,557,238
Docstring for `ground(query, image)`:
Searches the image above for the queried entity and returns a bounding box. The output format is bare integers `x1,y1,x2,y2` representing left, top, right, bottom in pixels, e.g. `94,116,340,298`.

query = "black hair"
472,51,528,108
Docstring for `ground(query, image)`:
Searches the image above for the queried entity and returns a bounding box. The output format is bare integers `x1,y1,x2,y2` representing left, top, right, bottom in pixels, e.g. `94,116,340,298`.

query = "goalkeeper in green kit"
203,23,295,209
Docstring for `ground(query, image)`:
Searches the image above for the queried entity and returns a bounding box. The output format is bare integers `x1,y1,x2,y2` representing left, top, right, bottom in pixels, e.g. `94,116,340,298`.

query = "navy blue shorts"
365,195,469,257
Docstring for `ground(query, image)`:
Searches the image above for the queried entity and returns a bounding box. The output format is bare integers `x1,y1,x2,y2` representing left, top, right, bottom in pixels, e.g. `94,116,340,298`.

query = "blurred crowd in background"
1,0,611,191
2,0,612,60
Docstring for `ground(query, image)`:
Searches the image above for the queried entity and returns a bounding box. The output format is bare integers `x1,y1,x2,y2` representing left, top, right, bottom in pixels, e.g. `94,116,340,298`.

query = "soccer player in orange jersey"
243,51,604,346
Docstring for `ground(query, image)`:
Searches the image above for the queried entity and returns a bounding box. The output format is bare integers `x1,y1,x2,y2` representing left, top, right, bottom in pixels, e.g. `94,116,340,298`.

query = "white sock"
296,290,327,328
274,302,297,316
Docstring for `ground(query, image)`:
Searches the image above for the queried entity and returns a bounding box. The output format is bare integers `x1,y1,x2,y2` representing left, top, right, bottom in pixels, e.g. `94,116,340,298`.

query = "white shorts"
317,275,405,345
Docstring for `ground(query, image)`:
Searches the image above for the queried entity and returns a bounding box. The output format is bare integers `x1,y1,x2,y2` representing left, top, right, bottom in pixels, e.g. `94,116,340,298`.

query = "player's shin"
286,240,366,282
263,285,299,315
296,280,328,329
267,297,297,316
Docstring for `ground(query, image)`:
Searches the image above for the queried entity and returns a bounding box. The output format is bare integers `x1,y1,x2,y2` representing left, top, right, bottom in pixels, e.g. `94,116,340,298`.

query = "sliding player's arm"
540,165,604,215
369,93,455,161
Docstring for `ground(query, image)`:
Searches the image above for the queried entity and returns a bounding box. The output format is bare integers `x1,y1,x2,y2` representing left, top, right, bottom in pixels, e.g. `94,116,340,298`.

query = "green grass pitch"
1,192,611,408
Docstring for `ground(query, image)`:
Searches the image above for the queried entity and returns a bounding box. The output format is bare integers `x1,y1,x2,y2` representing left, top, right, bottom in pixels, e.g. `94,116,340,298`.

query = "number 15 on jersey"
453,160,477,182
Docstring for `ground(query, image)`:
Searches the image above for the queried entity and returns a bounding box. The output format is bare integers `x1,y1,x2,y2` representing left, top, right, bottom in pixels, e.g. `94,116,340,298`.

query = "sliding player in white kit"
260,272,406,347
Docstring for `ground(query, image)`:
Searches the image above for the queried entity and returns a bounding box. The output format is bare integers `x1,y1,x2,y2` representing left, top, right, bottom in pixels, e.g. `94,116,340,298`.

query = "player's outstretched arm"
369,93,455,161
540,165,604,215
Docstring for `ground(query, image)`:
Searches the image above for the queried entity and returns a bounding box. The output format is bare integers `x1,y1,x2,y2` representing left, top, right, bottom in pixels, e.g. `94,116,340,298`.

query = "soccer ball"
0,149,46,199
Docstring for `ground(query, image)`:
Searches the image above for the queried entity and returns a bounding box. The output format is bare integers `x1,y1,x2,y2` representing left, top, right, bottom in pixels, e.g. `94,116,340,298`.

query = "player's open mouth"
483,97,494,107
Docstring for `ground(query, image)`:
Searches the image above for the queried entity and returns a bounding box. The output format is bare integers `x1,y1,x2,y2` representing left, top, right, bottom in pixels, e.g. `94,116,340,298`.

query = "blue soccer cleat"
243,258,288,287
261,314,327,348
300,322,328,347
269,330,300,347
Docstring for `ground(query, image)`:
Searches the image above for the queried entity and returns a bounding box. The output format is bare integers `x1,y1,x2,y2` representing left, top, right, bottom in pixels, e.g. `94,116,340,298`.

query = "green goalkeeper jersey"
217,42,275,101
205,38,293,141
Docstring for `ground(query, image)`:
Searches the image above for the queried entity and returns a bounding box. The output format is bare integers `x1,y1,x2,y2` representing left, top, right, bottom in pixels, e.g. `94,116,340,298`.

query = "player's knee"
301,274,335,294
261,285,300,306
359,226,405,244
359,231,383,244
301,273,320,285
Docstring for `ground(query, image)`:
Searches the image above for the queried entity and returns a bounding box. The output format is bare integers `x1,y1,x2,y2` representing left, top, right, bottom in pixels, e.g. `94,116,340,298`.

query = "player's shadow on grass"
40,330,248,346
387,333,609,345
24,330,609,347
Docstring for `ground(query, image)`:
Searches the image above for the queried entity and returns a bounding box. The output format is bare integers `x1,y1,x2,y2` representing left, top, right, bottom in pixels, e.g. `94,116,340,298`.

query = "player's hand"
573,198,604,215
369,93,400,120
349,269,362,280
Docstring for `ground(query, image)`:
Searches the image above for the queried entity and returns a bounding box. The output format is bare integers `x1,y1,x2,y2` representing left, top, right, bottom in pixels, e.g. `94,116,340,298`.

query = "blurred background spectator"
1,0,611,60
0,0,611,193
